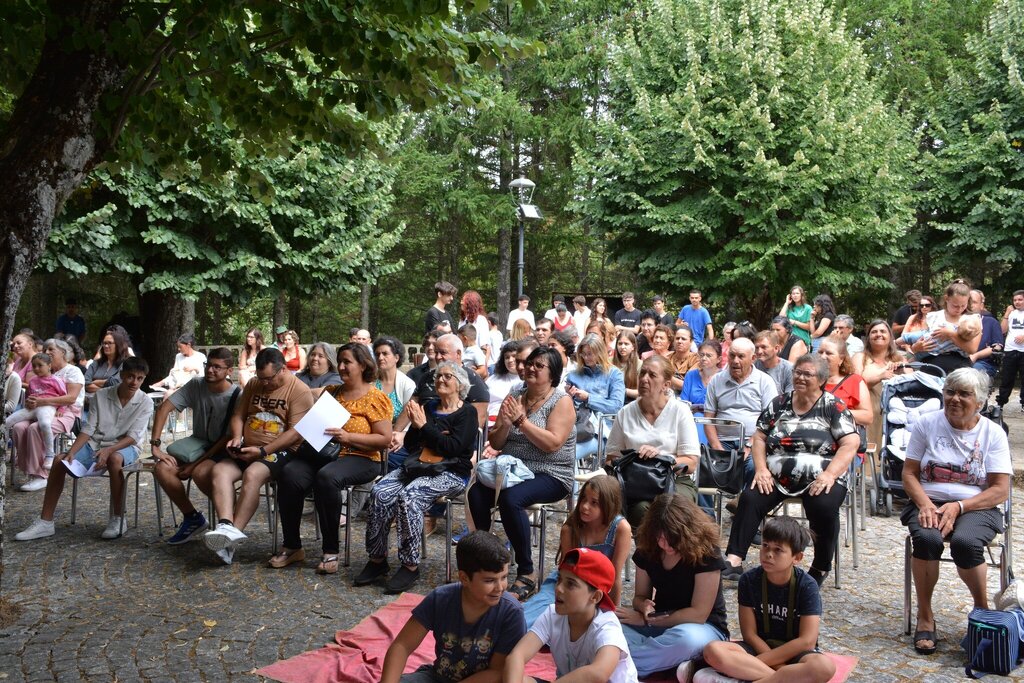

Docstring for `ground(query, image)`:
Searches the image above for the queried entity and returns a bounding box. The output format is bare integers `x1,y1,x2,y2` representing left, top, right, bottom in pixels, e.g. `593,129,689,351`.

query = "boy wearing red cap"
505,547,638,682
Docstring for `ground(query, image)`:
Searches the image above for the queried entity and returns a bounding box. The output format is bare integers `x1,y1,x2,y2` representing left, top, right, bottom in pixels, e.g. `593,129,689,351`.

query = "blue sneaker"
451,524,469,545
167,512,207,545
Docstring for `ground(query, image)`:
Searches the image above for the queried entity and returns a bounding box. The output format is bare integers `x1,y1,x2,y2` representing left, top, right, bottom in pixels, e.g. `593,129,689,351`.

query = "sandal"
913,628,938,655
317,555,340,575
509,575,537,602
267,547,305,568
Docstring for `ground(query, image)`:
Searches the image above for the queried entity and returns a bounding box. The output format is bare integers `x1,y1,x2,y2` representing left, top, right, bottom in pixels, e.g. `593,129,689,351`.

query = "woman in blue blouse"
566,333,625,462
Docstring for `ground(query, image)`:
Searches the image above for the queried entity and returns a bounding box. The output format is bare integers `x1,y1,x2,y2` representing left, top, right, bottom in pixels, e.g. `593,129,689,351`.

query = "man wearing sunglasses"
149,347,240,545
203,347,313,564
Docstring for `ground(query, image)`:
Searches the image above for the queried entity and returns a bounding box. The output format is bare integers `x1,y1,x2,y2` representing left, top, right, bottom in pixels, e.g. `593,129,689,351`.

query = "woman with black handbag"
356,361,477,594
606,355,700,527
270,343,392,575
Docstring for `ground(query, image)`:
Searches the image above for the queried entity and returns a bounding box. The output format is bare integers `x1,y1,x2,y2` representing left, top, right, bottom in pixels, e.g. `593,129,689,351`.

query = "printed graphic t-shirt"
239,372,313,449
411,582,526,682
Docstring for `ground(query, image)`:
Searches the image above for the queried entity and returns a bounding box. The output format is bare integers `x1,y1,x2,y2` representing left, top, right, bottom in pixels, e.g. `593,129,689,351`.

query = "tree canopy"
578,0,917,323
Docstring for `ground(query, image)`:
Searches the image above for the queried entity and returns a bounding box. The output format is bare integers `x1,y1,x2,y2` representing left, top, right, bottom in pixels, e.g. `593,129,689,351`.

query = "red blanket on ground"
255,592,858,683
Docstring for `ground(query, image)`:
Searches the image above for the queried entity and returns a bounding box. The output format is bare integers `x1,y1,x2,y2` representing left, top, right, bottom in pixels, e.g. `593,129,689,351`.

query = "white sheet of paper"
62,458,101,478
295,392,352,452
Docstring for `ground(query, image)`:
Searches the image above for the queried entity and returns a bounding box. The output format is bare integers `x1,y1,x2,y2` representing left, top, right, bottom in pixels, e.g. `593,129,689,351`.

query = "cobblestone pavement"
2,404,1024,682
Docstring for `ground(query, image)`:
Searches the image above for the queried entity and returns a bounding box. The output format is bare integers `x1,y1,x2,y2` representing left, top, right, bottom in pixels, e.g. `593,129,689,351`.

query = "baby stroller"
871,363,945,517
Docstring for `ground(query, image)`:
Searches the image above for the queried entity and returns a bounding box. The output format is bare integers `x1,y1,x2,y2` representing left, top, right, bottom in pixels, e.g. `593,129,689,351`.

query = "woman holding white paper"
271,343,392,574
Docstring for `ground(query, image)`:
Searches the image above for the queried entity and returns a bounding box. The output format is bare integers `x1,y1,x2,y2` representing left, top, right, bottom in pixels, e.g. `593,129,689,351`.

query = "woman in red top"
551,303,575,333
817,338,872,428
281,330,306,373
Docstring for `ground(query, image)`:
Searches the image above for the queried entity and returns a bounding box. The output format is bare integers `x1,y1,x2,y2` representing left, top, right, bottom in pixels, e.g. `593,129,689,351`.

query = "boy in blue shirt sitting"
689,517,835,683
382,531,526,682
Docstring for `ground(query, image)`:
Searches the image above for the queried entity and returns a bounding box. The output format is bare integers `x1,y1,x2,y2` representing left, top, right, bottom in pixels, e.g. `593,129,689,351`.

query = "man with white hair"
831,314,864,355
704,337,778,486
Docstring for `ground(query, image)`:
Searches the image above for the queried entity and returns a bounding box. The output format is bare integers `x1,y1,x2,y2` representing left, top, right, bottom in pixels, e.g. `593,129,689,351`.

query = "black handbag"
605,449,676,506
297,438,342,464
402,446,459,479
698,444,744,495
574,402,597,442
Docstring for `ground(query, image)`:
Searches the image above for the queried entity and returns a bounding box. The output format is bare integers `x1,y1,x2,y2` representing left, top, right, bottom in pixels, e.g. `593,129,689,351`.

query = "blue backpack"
962,607,1024,678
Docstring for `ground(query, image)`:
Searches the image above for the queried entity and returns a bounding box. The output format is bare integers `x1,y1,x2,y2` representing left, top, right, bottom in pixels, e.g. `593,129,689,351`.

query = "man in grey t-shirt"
754,330,794,396
150,347,239,545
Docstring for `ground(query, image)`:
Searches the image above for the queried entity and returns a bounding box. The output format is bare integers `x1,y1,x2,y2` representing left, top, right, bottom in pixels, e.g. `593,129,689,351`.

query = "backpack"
961,607,1024,678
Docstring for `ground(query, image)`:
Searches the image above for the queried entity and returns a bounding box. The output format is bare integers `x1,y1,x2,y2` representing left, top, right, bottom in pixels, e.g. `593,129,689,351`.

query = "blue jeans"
467,473,569,576
622,622,727,677
74,442,140,469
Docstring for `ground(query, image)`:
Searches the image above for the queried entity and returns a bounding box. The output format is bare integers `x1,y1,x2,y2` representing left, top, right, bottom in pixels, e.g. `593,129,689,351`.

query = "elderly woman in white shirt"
902,368,1011,656
605,355,700,527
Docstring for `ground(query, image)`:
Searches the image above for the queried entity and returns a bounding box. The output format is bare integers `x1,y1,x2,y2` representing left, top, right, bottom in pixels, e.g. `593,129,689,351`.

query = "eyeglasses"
204,363,230,371
436,372,457,381
920,302,934,308
525,361,549,370
793,370,818,379
256,367,283,384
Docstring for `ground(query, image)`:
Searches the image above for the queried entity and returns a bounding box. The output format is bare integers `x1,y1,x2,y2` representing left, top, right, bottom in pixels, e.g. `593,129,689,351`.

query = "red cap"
559,547,617,612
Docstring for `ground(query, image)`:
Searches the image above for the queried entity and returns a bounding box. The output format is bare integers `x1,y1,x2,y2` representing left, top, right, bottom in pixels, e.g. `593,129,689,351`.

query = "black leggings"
726,482,847,573
997,350,1024,407
277,453,379,554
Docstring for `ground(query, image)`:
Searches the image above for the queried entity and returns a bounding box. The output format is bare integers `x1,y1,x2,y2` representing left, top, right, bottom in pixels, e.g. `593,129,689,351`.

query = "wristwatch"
150,439,162,447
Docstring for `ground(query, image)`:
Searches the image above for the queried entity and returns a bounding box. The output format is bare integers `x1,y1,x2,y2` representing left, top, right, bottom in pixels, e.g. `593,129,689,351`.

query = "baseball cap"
274,325,288,335
559,547,616,612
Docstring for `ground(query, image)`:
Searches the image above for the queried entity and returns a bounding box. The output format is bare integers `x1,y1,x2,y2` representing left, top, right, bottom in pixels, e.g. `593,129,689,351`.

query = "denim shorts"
74,442,140,468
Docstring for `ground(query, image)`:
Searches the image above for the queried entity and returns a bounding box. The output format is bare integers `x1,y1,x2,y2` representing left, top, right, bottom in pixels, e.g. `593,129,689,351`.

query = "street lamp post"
508,176,539,298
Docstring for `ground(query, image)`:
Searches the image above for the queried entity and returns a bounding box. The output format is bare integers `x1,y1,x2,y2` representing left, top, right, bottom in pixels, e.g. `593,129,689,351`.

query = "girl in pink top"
5,353,67,460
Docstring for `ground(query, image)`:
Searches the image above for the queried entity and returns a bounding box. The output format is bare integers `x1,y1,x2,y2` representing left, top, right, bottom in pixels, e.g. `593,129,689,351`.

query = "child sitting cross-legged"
381,530,526,682
505,547,639,683
687,516,836,683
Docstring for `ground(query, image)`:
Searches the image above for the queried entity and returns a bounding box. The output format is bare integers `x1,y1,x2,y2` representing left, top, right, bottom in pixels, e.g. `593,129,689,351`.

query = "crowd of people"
2,277,1019,682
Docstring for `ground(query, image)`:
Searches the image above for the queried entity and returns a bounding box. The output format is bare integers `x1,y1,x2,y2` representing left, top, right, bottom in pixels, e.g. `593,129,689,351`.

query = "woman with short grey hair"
357,360,477,594
295,342,341,389
902,367,1010,655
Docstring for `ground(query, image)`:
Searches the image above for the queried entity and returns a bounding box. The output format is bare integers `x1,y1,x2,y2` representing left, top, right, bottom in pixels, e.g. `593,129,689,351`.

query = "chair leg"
343,487,353,567
445,500,453,583
903,535,913,635
71,477,78,524
538,510,547,581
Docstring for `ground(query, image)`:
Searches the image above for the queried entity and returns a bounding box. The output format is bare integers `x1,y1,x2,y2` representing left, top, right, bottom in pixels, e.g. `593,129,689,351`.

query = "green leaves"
580,0,916,320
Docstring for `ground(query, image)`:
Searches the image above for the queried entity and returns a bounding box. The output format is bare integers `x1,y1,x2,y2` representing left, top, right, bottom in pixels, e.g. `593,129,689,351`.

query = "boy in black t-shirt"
691,517,835,683
381,531,526,682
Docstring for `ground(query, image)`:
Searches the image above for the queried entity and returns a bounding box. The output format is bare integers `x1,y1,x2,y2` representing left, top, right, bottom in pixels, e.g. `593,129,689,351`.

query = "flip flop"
913,629,938,655
317,555,340,575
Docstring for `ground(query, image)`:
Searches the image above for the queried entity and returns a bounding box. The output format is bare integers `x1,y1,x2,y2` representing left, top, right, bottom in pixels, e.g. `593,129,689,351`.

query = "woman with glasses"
237,328,264,385
566,333,625,463
467,346,576,601
722,354,859,587
355,361,477,594
270,343,392,575
898,294,936,353
84,329,130,396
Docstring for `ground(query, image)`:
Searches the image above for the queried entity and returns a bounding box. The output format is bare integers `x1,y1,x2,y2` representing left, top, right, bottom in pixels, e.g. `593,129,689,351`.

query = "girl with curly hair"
614,493,729,678
459,289,491,365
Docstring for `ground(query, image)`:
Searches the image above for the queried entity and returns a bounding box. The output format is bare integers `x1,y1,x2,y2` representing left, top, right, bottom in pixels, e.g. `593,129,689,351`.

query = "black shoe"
384,566,421,594
808,568,829,587
722,563,744,582
353,560,390,586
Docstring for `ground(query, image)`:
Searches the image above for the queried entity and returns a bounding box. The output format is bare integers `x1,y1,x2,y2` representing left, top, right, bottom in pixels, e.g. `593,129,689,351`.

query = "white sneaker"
19,477,48,492
676,660,696,683
215,546,235,565
204,522,247,551
43,455,54,470
101,515,127,539
693,668,742,683
15,518,55,541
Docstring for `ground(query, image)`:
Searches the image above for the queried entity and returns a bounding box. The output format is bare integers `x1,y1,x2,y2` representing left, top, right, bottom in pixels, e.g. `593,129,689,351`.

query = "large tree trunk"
273,292,288,331
0,1,125,594
137,289,192,386
496,135,513,325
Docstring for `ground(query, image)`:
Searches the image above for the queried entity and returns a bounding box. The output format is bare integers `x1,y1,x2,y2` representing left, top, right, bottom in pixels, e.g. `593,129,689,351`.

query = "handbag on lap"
698,444,744,495
605,449,676,508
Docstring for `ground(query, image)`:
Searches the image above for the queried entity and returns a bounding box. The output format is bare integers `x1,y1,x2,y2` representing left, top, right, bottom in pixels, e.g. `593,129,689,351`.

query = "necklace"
523,387,553,415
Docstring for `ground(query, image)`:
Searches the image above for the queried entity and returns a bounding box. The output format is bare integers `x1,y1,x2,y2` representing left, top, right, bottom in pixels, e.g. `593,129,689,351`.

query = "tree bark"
273,292,288,331
360,281,370,329
137,289,190,386
0,0,127,593
288,296,302,337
